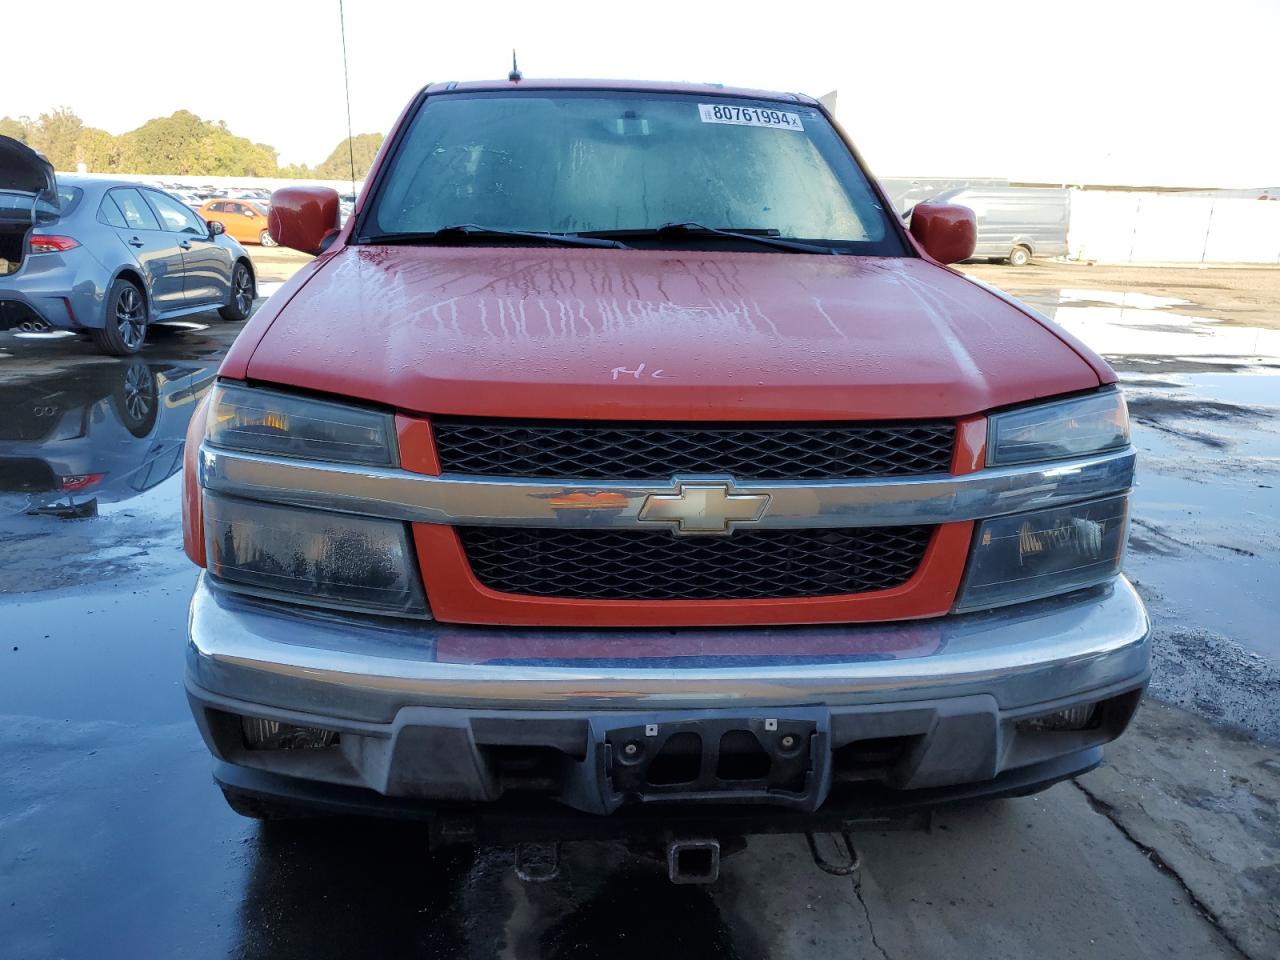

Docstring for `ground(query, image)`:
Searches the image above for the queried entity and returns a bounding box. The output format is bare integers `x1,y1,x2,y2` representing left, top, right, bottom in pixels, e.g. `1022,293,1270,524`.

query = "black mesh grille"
458,526,934,601
433,420,955,480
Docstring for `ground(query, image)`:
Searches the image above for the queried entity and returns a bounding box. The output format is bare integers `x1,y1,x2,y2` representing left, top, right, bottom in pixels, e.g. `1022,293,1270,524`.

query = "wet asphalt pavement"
1,266,1277,959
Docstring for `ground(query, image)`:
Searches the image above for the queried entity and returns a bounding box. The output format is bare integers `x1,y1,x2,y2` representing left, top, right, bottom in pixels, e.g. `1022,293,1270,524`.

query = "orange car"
198,199,276,246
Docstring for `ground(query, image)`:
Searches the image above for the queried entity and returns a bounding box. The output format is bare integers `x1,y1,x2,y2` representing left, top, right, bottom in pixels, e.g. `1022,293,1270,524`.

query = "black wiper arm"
362,224,630,249
583,222,840,255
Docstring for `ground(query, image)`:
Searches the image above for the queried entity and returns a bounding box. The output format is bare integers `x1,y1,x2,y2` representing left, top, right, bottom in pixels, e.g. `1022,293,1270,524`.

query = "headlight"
204,493,428,617
987,390,1129,466
207,382,397,466
955,496,1129,612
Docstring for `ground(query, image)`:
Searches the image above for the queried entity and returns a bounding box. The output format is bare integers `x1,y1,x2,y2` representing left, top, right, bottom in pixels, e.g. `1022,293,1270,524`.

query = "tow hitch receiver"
667,838,720,884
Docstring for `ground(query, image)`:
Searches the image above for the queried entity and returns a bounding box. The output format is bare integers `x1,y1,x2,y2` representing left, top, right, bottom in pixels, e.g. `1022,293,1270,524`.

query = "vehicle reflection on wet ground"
0,358,214,520
0,274,1277,959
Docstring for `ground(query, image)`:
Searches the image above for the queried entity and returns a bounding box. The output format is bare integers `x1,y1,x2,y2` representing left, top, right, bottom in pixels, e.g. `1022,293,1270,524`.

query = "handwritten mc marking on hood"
245,246,1103,421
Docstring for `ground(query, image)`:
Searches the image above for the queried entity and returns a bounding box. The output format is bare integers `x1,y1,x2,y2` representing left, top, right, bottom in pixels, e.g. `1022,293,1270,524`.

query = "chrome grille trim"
200,444,1136,530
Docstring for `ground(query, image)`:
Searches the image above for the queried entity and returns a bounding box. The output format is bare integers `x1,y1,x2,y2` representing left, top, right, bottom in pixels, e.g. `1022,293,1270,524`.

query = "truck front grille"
433,419,955,480
457,526,934,601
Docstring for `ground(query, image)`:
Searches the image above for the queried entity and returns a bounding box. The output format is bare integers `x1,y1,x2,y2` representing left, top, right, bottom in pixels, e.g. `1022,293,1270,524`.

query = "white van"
934,186,1069,265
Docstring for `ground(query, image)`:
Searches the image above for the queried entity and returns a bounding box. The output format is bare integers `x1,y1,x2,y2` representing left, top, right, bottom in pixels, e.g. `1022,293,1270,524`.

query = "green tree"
277,162,312,178
311,133,384,181
75,127,121,173
115,111,280,176
2,108,385,181
0,109,114,172
0,115,30,143
27,108,84,170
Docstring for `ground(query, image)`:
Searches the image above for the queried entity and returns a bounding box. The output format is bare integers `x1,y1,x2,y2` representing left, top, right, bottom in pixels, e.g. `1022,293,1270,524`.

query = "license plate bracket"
592,709,831,812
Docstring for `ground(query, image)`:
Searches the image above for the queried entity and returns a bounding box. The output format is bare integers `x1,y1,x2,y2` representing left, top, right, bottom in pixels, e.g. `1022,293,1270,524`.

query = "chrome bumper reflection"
187,573,1151,721
199,444,1136,530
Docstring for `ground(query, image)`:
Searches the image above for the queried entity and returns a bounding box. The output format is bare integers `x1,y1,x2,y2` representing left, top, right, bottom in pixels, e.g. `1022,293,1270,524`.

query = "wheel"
218,261,256,321
259,229,277,247
92,279,148,355
111,358,159,438
1007,245,1031,267
220,786,307,821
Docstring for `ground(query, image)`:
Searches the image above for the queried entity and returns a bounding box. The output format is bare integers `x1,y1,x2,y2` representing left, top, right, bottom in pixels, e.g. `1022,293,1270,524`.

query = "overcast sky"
10,0,1278,186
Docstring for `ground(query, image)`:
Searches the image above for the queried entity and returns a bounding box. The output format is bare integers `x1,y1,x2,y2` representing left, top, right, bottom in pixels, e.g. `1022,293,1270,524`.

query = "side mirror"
268,186,341,255
207,219,225,237
908,203,977,264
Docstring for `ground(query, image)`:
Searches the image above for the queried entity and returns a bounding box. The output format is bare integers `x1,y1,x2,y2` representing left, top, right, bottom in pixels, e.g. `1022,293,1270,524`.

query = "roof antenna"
338,0,357,199
508,49,522,82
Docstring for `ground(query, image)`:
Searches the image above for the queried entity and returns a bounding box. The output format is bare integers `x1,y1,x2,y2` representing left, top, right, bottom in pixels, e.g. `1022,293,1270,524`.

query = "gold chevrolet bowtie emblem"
637,480,771,536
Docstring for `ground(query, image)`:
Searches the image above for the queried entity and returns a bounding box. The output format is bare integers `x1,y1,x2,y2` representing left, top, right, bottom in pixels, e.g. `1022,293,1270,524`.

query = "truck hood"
244,246,1103,420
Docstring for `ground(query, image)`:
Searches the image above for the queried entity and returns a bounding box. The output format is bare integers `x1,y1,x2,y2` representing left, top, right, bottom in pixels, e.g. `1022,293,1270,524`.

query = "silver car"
1,136,257,355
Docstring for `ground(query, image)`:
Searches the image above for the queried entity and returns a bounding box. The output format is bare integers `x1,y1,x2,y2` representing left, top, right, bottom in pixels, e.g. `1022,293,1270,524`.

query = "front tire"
1008,245,1031,267
218,261,255,321
259,229,277,247
92,279,148,356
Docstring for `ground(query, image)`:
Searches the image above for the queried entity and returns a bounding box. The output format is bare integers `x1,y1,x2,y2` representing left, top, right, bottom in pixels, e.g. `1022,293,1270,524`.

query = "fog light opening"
241,715,339,750
1017,702,1101,734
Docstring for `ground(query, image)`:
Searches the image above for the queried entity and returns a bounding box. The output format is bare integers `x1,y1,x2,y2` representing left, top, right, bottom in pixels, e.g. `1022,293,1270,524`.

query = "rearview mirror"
908,203,977,264
207,219,225,237
268,186,341,255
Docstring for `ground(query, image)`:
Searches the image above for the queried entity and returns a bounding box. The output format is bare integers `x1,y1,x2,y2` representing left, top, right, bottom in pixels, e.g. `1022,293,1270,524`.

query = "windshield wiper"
362,224,631,249
581,222,841,254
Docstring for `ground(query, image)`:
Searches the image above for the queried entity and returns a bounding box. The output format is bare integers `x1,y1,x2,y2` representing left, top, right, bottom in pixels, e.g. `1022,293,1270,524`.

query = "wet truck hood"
0,135,57,224
240,247,1106,421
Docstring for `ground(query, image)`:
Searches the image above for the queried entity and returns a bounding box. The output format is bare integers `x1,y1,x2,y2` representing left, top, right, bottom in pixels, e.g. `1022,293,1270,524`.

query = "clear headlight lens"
204,493,428,617
207,382,396,465
987,390,1130,466
955,496,1129,612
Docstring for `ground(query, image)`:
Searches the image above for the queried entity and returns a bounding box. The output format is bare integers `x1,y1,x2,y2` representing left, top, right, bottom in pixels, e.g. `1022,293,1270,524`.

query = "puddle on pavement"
1021,289,1280,365
1118,368,1279,660
0,357,216,594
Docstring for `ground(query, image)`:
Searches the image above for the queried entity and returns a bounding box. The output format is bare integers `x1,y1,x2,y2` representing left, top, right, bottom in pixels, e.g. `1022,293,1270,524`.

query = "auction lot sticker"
698,103,804,131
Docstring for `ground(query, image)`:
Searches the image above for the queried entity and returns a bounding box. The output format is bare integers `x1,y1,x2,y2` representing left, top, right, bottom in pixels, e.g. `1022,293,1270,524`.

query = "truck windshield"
364,91,905,255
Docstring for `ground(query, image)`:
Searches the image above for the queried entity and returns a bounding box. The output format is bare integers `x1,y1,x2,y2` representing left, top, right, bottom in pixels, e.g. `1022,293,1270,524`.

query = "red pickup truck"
182,79,1146,882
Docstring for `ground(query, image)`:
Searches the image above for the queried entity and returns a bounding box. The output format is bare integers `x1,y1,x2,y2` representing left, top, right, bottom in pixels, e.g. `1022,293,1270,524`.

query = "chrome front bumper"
187,575,1149,813
188,573,1148,717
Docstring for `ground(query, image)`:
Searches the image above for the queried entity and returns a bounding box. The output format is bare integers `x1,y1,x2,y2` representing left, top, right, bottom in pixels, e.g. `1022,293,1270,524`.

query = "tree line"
0,108,384,180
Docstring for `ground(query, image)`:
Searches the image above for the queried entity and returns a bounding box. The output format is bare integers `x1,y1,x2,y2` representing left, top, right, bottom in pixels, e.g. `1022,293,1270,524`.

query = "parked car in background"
0,136,258,355
185,79,1145,883
171,190,205,211
931,186,1070,265
198,199,276,246
229,189,271,204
